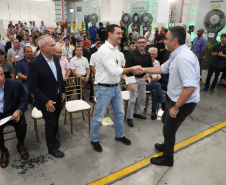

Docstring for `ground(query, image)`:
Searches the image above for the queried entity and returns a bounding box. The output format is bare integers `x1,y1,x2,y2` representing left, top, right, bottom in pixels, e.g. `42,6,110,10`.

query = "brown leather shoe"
17,145,29,160
0,148,10,168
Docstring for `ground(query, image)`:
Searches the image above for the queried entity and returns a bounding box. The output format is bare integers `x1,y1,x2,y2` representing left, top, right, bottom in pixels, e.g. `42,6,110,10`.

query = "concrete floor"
0,83,226,185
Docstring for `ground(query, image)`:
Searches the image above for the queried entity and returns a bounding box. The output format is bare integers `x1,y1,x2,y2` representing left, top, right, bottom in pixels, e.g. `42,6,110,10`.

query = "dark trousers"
205,65,222,90
162,99,197,158
0,114,27,150
41,95,61,149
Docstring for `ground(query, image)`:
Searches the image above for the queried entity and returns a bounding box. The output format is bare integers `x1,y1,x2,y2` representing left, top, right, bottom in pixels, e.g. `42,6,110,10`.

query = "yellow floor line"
89,121,226,185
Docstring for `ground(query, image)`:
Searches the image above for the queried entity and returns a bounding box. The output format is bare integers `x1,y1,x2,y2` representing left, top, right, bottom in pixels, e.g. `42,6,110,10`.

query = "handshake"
130,65,144,75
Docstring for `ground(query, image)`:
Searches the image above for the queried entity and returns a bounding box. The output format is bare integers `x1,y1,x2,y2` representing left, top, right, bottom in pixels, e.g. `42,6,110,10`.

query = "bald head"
55,46,62,59
39,36,56,58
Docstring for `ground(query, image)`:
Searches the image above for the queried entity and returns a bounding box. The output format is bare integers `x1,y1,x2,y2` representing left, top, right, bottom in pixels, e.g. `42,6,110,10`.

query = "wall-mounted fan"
204,9,225,43
84,13,98,35
132,13,141,33
121,13,132,34
140,13,153,35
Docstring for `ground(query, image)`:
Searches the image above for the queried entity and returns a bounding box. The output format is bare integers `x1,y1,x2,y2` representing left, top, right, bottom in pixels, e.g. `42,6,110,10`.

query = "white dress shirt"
70,56,89,76
118,50,126,67
61,45,74,58
185,32,191,49
144,31,155,45
94,41,123,84
90,52,97,70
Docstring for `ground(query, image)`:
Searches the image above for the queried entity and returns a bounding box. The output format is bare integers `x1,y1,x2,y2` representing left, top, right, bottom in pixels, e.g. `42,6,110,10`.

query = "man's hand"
131,65,143,75
45,100,56,112
12,110,21,122
129,82,136,92
218,51,224,57
63,77,68,81
62,93,66,102
169,106,179,118
84,77,89,82
81,77,86,82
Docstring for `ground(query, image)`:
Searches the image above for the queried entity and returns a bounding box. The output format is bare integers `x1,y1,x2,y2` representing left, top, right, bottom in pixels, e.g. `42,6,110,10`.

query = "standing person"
144,25,155,50
182,25,191,49
125,36,153,127
202,33,226,93
188,25,194,35
97,22,106,43
28,36,66,158
129,25,139,42
54,22,61,36
120,20,127,52
16,46,34,104
88,21,98,44
144,26,200,166
65,22,71,34
192,28,207,63
91,24,142,152
155,28,168,64
0,67,29,168
39,21,47,32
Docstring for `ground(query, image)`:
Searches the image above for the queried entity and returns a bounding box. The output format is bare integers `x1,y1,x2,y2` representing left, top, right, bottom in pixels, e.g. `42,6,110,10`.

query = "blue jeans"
91,84,124,142
22,82,33,105
146,81,165,111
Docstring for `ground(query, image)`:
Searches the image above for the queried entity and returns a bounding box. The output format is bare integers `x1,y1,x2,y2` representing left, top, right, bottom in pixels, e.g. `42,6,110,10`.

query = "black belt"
98,83,118,87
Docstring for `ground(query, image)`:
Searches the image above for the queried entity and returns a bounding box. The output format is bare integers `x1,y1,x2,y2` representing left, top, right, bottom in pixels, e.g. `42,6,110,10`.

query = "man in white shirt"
54,22,62,36
61,37,74,59
70,46,93,102
183,25,191,49
30,21,38,32
144,25,155,50
90,42,103,74
91,24,142,152
39,21,47,32
7,39,24,60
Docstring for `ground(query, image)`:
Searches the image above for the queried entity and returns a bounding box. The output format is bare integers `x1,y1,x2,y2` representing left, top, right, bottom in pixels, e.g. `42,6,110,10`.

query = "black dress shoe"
134,113,146,119
151,110,157,120
48,149,65,158
161,102,166,111
150,156,173,167
201,87,208,92
115,136,131,145
55,142,60,149
155,143,165,152
127,119,134,127
91,141,102,152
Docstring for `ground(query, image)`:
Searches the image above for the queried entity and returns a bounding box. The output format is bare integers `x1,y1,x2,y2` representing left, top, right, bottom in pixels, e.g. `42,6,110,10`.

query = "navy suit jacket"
3,79,28,117
27,53,65,112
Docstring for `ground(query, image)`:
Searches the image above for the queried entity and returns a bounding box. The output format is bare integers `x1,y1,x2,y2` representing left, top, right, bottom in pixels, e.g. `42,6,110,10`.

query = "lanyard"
65,46,69,53
14,49,19,55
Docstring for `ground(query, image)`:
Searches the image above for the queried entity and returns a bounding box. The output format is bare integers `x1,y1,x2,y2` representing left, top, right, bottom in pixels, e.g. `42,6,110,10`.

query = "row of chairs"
5,76,167,143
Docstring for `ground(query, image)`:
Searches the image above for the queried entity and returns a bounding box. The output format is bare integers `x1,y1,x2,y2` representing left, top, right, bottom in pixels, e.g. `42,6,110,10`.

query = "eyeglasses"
137,42,146,44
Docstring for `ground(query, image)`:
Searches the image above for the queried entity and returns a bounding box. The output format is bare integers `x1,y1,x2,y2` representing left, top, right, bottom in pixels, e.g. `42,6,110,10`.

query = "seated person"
148,47,168,91
0,67,29,168
0,50,15,79
90,42,103,74
16,46,33,104
146,47,166,120
61,37,74,59
90,38,100,56
73,40,90,62
82,34,90,49
7,39,24,61
70,46,93,102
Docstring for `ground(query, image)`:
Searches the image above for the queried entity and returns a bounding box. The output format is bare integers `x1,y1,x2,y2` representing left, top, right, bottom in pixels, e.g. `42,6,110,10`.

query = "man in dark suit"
28,36,66,158
5,34,14,53
0,67,29,168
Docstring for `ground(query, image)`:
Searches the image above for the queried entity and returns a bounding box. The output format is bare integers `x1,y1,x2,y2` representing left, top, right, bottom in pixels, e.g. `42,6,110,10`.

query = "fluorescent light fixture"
69,8,74,13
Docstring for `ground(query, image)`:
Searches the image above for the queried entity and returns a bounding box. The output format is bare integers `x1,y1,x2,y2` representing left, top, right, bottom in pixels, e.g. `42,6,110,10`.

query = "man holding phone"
202,33,226,93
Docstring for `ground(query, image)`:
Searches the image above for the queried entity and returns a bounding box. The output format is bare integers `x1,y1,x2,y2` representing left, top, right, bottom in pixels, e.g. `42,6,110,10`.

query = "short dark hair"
221,33,226,38
137,36,146,41
131,24,135,27
129,41,135,46
99,22,103,26
95,38,100,42
76,40,82,44
106,24,120,39
64,37,70,41
163,28,168,33
97,42,103,46
75,46,82,50
24,46,32,52
168,26,186,45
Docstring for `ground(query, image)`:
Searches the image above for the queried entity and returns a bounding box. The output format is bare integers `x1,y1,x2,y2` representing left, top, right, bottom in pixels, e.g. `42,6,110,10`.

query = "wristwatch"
174,105,180,110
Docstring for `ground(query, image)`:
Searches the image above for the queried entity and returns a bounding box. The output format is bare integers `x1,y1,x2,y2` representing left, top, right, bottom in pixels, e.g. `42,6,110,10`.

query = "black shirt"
155,35,165,50
16,35,24,42
211,43,226,68
125,49,153,78
121,26,126,33
97,27,106,42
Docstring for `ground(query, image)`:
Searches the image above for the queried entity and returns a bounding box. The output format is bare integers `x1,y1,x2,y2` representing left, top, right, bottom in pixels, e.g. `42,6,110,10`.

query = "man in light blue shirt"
76,29,83,40
143,26,200,167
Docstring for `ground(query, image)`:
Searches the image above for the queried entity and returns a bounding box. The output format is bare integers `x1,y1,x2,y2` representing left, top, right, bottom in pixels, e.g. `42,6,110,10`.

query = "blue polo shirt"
88,26,98,39
211,43,226,68
16,57,30,82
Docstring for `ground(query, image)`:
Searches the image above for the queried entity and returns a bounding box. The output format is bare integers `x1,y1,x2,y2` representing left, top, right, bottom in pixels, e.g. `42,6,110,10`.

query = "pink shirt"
59,57,71,77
